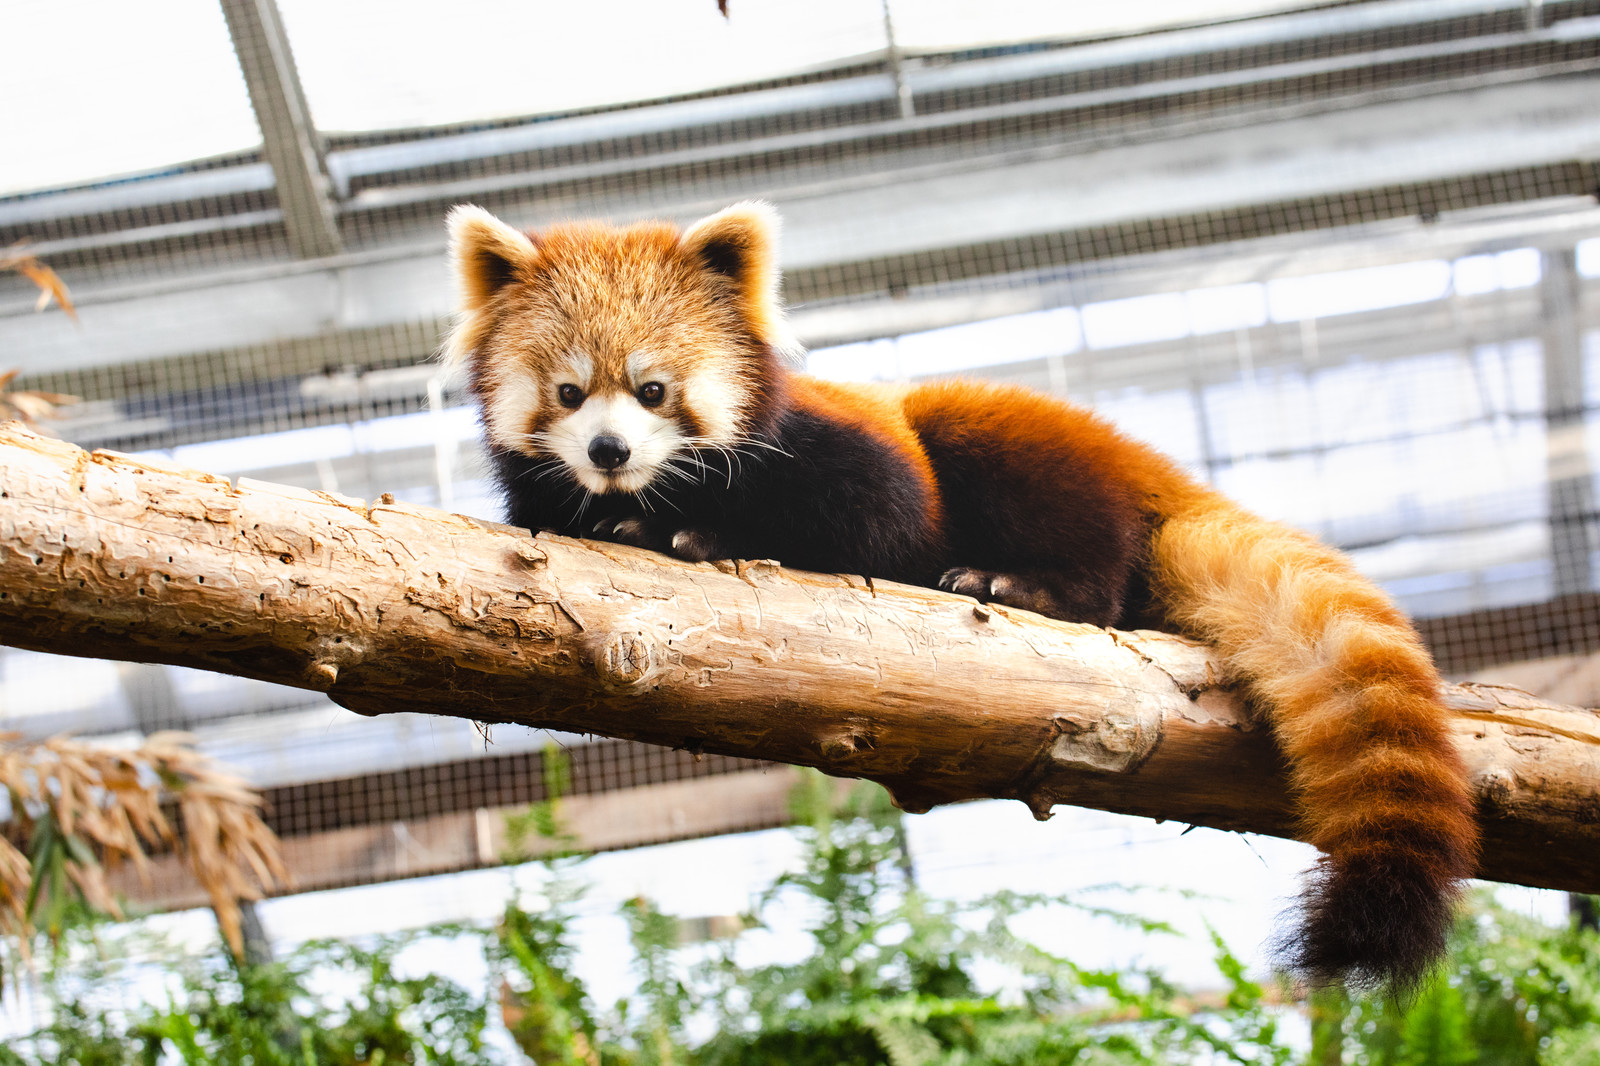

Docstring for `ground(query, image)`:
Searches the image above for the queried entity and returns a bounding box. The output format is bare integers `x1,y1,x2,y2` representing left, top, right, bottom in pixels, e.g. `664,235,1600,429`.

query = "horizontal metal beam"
21,233,1596,459
780,160,1600,305
333,46,1600,210
110,768,799,909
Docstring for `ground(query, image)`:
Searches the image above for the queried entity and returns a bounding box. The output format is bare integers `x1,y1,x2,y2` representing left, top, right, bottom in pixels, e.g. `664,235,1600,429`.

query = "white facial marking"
625,351,652,385
556,350,595,389
681,367,747,444
485,371,544,453
548,391,685,493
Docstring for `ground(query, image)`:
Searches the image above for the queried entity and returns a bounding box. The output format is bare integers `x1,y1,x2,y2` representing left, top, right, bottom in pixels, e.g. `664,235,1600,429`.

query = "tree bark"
1,423,1597,892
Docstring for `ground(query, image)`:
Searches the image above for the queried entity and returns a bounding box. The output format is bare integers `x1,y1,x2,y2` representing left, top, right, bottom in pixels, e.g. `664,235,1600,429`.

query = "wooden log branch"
1,423,1597,893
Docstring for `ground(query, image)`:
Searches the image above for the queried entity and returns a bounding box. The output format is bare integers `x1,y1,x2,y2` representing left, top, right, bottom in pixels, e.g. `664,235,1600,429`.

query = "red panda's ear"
442,205,539,368
680,201,792,352
447,204,538,313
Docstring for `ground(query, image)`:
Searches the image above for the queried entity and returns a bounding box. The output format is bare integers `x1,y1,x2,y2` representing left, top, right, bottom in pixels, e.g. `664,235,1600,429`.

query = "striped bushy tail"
1148,496,1480,991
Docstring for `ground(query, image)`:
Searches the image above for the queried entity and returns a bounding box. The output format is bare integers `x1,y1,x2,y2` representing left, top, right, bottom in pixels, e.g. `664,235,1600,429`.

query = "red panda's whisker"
730,436,793,458
658,461,706,487
641,483,679,514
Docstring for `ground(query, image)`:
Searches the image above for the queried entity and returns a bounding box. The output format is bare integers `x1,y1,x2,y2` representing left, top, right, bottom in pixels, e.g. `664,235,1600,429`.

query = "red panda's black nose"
588,435,631,470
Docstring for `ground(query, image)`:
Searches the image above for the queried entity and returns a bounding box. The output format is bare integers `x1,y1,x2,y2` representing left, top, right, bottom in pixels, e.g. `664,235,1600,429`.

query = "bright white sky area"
2,0,1328,195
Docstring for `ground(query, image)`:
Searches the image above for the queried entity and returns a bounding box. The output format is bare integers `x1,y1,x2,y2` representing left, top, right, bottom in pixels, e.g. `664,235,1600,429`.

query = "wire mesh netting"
1,0,1598,956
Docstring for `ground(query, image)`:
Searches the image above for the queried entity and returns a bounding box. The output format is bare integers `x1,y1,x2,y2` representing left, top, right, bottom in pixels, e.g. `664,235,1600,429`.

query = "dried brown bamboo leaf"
4,249,76,319
64,860,122,919
0,836,30,927
0,732,284,959
98,806,154,883
4,391,79,422
212,897,244,959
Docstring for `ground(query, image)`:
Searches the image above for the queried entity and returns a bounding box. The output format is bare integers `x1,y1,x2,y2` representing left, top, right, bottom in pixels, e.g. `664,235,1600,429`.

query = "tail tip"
1277,854,1465,995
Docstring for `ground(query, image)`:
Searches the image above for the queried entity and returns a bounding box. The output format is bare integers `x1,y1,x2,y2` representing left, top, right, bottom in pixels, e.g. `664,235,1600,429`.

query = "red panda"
443,200,1480,990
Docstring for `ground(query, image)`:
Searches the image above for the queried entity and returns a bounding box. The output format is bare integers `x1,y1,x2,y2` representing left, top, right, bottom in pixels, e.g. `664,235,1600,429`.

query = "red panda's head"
442,203,793,494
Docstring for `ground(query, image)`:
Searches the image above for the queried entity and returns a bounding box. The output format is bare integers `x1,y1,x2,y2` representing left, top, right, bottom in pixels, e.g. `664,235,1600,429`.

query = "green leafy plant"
8,757,1595,1066
0,920,487,1065
1321,892,1600,1065
493,877,604,1065
684,772,1297,1066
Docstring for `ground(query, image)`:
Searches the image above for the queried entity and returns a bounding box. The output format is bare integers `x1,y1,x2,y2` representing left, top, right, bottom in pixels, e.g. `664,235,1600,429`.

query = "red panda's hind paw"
939,568,997,599
939,568,1063,617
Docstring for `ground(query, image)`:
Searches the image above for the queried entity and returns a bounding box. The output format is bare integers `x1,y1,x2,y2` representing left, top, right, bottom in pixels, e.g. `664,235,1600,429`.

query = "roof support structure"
218,0,343,259
1543,245,1593,596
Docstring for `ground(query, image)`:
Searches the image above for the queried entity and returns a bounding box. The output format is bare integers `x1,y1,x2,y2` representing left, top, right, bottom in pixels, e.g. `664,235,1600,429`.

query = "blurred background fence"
1,0,1598,979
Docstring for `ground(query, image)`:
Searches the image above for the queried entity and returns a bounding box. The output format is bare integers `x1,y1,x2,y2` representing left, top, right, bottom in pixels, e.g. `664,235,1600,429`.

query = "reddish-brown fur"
791,378,946,529
445,202,1481,991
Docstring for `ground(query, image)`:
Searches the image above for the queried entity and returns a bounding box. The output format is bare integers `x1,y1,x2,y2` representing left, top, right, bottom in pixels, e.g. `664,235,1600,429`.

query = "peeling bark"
1,424,1597,892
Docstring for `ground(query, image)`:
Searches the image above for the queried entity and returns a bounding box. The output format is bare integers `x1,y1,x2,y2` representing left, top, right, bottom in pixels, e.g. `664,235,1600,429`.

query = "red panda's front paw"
667,529,724,563
592,517,657,549
590,519,724,562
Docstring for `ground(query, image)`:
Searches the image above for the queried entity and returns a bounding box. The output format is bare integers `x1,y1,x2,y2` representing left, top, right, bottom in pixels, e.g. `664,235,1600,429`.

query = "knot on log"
512,542,547,570
306,660,339,689
595,632,655,687
302,634,367,693
1049,696,1162,775
818,729,877,761
1478,767,1515,810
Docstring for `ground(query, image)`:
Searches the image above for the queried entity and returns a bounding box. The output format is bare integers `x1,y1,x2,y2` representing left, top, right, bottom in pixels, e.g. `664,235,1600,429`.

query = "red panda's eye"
558,384,584,408
638,382,666,407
